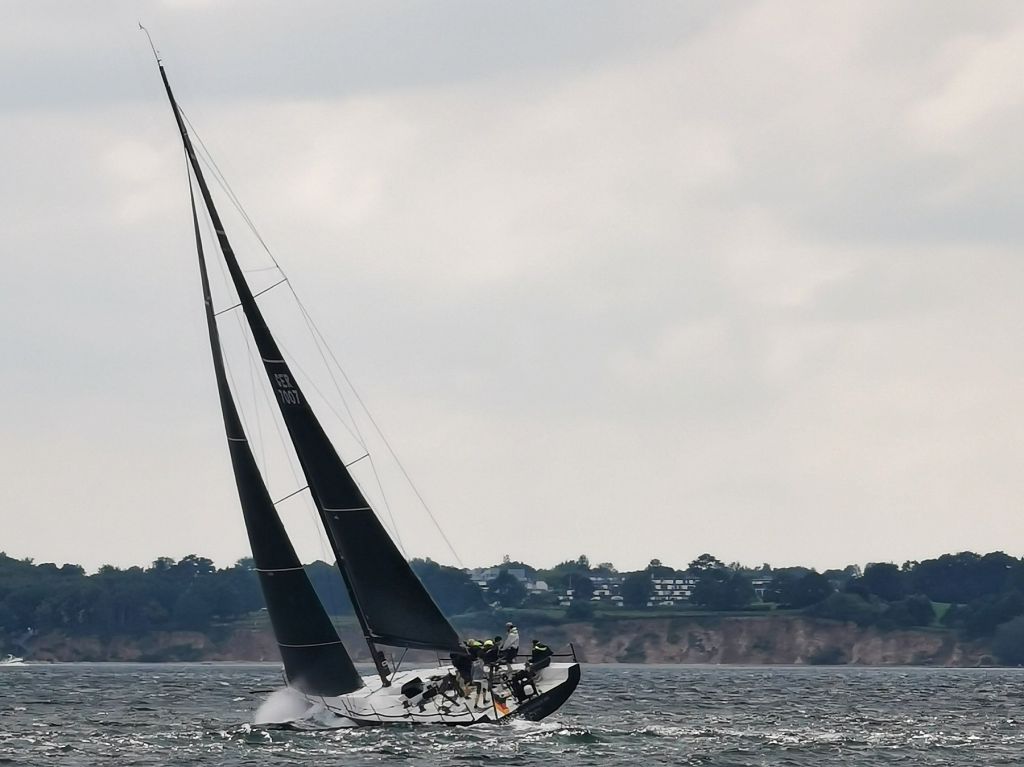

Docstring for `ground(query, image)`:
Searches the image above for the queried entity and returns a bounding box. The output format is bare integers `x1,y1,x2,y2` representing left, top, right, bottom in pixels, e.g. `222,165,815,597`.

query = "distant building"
553,574,625,606
468,567,550,597
647,577,697,607
751,577,772,601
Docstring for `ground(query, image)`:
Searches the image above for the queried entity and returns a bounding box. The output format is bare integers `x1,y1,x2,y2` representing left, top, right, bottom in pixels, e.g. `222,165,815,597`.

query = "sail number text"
274,373,301,406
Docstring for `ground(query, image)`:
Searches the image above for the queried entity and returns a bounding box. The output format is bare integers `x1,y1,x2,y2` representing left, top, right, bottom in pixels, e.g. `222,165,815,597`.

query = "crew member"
482,638,498,665
499,622,520,663
528,639,553,671
450,650,473,686
471,655,488,706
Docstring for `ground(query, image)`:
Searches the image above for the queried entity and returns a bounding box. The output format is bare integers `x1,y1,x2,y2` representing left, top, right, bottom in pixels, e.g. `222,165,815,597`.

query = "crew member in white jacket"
499,622,520,663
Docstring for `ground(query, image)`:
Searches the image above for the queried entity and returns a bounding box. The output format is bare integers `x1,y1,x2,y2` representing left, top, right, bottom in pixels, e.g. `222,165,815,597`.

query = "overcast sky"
3,1,1024,574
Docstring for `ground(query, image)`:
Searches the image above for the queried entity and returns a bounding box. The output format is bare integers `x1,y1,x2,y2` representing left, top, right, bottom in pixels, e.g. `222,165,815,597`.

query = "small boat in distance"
150,49,580,726
0,654,25,666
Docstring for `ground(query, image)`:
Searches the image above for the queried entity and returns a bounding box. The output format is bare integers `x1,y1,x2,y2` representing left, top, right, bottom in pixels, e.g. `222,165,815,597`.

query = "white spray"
253,687,313,725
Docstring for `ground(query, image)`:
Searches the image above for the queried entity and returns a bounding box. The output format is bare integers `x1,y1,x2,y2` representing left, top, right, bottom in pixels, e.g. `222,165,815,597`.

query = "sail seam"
323,507,371,512
255,566,306,573
278,640,347,648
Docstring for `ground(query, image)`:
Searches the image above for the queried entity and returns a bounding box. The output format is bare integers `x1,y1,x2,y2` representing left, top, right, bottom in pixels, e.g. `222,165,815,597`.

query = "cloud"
3,2,1024,572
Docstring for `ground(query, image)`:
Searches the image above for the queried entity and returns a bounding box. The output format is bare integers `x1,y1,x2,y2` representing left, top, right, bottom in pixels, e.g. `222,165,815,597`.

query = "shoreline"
18,614,993,667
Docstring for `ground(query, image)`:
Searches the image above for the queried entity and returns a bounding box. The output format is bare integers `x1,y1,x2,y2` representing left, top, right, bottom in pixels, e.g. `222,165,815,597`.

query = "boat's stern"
509,661,580,721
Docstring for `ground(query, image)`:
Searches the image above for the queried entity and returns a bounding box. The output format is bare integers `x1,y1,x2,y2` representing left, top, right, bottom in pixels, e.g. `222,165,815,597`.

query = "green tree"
488,570,527,608
880,594,935,629
621,572,653,608
568,574,594,601
766,570,833,608
687,554,725,575
949,591,1024,638
859,563,906,602
646,559,677,578
808,592,883,626
908,551,1021,604
821,564,861,589
537,557,591,591
411,559,487,615
993,615,1024,665
691,570,754,611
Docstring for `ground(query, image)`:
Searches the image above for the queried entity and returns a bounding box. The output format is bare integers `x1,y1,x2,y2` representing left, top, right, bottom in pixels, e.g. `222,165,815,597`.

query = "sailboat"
152,53,580,726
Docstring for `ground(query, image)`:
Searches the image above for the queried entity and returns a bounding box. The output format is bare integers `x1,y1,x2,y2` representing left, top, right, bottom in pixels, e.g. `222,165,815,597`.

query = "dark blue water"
3,664,1024,765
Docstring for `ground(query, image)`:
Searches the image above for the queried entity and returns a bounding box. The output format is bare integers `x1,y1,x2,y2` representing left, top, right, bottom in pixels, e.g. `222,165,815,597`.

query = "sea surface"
2,663,1024,765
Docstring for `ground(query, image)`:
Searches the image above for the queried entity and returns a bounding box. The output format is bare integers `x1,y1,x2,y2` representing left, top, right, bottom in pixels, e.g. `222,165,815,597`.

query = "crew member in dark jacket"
482,638,499,665
528,639,553,671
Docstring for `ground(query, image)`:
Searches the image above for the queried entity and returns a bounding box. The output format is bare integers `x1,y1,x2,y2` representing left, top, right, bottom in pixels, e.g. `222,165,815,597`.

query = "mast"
185,175,362,696
156,62,388,684
156,60,461,685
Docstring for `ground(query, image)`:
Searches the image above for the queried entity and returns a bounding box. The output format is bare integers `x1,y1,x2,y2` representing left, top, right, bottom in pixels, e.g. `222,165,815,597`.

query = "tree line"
5,550,1024,663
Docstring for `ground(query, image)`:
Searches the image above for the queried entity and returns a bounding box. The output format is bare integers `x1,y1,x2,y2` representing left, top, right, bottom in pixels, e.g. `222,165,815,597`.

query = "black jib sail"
186,168,362,696
158,63,462,667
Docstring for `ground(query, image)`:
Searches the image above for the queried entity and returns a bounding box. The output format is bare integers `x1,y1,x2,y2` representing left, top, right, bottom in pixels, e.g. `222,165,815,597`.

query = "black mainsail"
185,160,362,696
159,62,462,683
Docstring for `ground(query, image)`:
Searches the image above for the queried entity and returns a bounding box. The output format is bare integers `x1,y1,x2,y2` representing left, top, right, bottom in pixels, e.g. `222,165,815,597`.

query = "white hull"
262,661,580,727
0,655,25,666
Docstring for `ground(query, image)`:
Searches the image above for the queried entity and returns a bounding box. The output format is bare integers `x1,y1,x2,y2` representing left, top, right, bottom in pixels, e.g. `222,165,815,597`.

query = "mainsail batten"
184,171,363,697
158,63,462,662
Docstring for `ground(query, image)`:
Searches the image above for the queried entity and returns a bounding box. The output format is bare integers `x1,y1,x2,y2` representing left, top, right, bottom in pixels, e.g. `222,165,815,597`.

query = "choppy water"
3,664,1024,765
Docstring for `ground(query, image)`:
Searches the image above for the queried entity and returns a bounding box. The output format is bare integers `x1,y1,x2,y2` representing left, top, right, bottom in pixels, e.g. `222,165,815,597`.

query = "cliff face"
27,615,993,666
553,616,990,666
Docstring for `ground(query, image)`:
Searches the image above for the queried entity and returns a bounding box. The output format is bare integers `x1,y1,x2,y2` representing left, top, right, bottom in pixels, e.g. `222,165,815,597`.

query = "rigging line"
179,108,280,269
254,277,288,298
220,255,338,593
234,328,351,579
390,648,409,682
193,147,275,271
232,317,337,583
185,160,253,547
244,265,282,274
234,272,302,495
178,107,406,551
274,342,364,451
197,183,270,475
274,333,404,564
291,291,463,568
179,111,339,600
284,286,408,555
189,168,256,457
203,194,276,480
291,287,367,451
177,105,456,565
178,109,250,223
273,485,310,506
346,453,370,468
213,277,289,316
244,309,266,475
